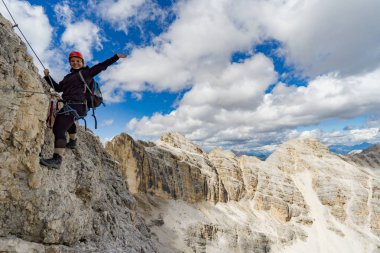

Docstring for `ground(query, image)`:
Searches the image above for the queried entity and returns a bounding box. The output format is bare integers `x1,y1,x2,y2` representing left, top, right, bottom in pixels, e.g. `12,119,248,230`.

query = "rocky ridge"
106,132,380,253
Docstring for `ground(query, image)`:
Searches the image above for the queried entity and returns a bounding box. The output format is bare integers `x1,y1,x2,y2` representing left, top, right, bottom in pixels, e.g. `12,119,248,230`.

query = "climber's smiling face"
69,57,84,69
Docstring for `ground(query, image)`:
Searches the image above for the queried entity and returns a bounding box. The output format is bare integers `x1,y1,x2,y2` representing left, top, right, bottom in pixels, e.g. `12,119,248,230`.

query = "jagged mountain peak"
157,131,204,155
266,138,330,168
344,143,380,170
278,138,329,153
209,147,236,159
363,144,380,153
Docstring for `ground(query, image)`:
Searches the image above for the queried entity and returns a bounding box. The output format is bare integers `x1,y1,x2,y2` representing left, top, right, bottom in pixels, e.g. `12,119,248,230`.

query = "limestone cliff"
107,133,380,253
0,14,156,253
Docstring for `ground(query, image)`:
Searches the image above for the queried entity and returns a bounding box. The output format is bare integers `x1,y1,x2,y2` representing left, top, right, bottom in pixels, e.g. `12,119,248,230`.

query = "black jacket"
44,54,119,102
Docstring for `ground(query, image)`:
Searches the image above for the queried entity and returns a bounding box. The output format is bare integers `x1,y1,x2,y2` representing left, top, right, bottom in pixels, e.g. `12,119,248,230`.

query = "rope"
0,87,46,94
1,0,47,70
1,0,55,90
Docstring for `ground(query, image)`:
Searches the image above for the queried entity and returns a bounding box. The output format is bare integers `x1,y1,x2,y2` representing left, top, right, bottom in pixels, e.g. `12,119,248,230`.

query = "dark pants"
53,103,87,148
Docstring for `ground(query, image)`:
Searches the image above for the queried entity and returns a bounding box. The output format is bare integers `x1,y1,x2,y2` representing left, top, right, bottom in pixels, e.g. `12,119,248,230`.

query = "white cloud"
96,0,146,22
99,0,380,91
128,64,380,150
99,0,264,98
181,54,276,110
250,0,380,77
117,0,380,150
255,68,380,129
0,0,67,77
289,128,380,146
349,128,379,143
127,53,277,139
61,20,103,61
100,0,380,97
90,0,166,35
0,0,51,57
54,1,73,25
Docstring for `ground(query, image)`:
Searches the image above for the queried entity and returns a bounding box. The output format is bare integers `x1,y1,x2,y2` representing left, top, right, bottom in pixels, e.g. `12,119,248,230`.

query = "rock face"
0,14,156,252
106,132,221,203
345,144,380,169
107,133,380,253
343,145,380,236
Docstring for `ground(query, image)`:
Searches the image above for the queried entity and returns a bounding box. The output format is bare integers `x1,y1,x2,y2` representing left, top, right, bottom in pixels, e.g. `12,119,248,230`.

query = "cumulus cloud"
0,0,67,77
127,53,277,140
61,20,103,61
54,1,73,25
99,0,380,98
127,57,380,150
119,0,380,150
250,0,380,77
0,0,51,56
90,0,168,36
95,0,146,23
99,0,264,99
290,128,380,146
253,68,380,131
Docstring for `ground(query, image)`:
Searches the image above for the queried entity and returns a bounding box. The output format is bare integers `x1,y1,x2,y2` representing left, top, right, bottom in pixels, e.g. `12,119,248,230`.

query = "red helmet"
68,51,84,61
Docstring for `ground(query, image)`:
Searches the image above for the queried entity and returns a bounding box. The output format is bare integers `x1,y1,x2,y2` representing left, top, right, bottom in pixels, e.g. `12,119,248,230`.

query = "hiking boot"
66,139,77,149
40,153,62,169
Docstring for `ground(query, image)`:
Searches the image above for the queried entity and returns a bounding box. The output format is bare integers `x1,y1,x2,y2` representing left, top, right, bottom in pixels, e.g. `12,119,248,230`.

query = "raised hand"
43,69,50,76
116,53,127,59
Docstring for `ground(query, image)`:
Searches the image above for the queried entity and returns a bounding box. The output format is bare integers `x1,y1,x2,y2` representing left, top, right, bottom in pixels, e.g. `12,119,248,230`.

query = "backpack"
78,71,104,108
78,70,105,129
85,80,103,108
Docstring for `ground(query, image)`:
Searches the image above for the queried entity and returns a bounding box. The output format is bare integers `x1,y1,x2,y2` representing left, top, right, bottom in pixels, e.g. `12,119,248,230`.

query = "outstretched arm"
88,53,127,77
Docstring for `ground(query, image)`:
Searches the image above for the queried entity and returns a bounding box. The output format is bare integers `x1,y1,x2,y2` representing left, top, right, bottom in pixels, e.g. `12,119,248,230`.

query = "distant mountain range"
232,142,378,160
328,142,374,154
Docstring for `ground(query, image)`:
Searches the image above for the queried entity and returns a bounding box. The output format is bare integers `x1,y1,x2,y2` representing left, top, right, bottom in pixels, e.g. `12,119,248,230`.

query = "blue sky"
1,0,380,153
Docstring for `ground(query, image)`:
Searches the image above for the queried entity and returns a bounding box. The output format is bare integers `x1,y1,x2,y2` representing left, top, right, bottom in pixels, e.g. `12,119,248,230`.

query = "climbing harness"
56,101,88,130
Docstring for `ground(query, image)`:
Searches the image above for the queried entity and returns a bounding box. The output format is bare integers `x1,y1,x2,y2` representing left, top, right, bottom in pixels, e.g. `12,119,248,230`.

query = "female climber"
40,51,126,169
